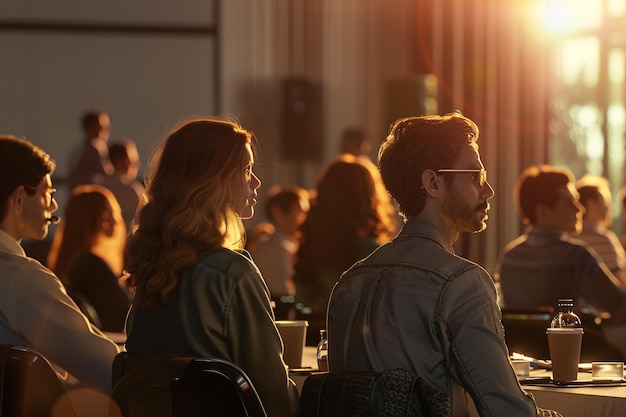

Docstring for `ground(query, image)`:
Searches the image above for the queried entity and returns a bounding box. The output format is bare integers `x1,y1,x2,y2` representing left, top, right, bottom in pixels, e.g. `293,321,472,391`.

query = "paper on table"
510,352,551,369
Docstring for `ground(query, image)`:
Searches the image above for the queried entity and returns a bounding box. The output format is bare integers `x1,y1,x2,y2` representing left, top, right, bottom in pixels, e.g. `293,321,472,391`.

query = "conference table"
289,347,320,392
521,369,626,417
292,347,626,417
112,330,626,417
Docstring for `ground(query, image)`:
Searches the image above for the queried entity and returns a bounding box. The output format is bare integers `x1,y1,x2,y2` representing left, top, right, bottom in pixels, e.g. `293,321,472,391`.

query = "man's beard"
442,191,488,233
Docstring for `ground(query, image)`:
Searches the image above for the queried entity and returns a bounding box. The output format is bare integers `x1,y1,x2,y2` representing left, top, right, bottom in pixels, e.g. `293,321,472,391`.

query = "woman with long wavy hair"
293,155,397,329
47,184,130,332
124,117,298,417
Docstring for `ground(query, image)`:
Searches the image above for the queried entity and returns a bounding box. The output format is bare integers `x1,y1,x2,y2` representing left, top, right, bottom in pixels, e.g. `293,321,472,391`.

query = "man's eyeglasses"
437,169,488,188
23,185,57,206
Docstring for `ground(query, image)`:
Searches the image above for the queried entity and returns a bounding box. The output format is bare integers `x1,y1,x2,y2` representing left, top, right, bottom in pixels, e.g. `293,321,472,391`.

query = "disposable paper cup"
546,327,583,382
511,359,530,379
276,320,308,369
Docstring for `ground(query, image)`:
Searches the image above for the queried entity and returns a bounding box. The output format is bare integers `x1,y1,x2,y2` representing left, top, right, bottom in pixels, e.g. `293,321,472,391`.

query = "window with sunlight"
532,0,626,232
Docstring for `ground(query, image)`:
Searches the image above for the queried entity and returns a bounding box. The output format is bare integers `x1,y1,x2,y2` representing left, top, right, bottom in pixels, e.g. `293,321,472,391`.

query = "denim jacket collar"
396,219,456,254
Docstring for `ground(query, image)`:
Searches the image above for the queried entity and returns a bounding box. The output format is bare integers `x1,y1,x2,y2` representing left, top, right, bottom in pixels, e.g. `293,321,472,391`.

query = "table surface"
523,368,626,395
518,368,626,417
521,371,626,417
292,351,626,417
289,347,320,393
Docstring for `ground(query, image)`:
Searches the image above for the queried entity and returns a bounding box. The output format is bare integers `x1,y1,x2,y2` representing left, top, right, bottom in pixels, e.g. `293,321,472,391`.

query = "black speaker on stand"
281,77,323,161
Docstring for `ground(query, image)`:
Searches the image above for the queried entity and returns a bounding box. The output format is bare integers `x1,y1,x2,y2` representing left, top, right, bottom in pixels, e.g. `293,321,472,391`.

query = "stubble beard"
442,192,488,234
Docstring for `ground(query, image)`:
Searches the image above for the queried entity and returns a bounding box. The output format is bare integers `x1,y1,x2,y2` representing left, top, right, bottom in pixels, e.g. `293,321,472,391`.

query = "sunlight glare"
537,0,601,35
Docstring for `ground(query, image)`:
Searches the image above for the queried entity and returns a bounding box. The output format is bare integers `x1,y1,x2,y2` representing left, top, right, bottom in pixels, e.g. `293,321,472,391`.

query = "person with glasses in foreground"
327,112,562,417
0,135,120,393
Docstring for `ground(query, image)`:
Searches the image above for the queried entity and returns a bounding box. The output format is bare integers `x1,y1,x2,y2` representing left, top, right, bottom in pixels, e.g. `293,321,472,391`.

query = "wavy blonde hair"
125,117,255,308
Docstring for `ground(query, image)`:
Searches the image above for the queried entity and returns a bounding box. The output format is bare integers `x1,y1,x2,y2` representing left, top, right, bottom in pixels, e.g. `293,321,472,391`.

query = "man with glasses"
0,135,119,394
327,113,561,416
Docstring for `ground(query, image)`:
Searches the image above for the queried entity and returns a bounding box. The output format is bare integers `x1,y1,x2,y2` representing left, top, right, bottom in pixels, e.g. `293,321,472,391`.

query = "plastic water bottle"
551,299,582,328
317,329,328,371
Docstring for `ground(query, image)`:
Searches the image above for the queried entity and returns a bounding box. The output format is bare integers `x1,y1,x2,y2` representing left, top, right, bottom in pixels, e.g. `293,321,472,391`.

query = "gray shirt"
497,225,626,316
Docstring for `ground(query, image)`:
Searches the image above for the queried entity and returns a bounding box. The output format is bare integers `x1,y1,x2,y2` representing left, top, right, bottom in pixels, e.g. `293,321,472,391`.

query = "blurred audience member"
47,185,131,332
0,135,119,393
496,165,626,320
21,235,54,265
576,174,626,286
339,126,372,158
69,109,113,188
620,185,626,249
245,221,275,253
327,113,560,417
100,138,145,230
248,186,310,319
338,126,401,238
124,117,298,417
293,155,396,331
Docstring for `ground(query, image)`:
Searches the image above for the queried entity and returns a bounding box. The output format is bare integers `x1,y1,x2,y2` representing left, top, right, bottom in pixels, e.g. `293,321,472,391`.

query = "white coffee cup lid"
546,327,584,334
275,320,309,327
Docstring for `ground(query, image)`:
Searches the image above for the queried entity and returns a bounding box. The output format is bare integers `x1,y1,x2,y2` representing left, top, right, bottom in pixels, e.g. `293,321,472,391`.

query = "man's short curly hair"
514,165,574,225
378,112,479,220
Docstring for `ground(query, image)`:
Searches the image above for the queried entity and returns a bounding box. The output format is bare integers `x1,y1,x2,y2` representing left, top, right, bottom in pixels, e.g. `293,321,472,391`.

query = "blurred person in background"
575,174,626,287
496,165,626,316
293,154,396,343
339,126,373,159
100,138,145,230
496,165,626,360
47,184,131,332
69,109,113,188
338,127,401,237
248,185,310,319
619,185,626,250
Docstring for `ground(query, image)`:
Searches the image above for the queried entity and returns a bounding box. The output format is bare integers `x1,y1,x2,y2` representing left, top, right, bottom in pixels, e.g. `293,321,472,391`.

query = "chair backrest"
110,352,193,417
295,369,424,417
501,307,554,359
575,311,624,361
70,291,102,329
170,358,267,417
0,344,77,417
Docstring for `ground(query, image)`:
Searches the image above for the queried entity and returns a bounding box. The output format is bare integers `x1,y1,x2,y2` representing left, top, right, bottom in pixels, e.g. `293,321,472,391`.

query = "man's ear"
421,169,441,197
535,204,550,225
9,186,25,214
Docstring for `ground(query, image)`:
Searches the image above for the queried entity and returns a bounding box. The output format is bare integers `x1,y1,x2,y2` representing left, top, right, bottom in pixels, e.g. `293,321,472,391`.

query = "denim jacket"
126,247,298,417
327,220,541,417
